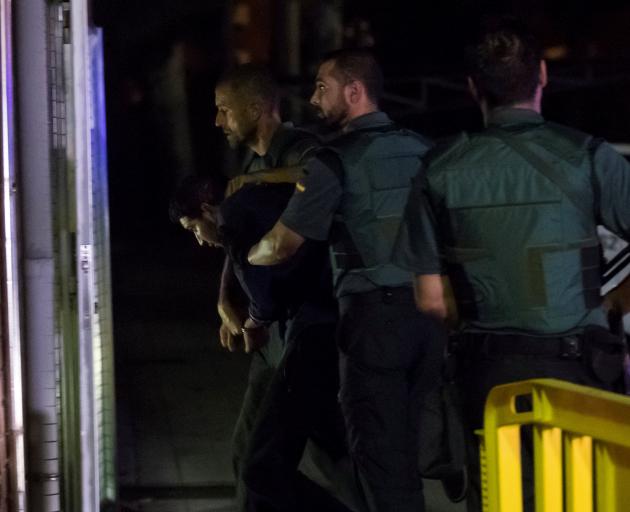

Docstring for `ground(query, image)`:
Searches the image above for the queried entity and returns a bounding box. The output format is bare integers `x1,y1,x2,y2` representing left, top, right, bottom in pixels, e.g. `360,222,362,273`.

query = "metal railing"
479,378,630,512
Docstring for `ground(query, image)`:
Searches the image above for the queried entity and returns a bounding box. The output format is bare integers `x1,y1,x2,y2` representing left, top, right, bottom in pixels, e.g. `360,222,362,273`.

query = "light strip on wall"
1,0,28,509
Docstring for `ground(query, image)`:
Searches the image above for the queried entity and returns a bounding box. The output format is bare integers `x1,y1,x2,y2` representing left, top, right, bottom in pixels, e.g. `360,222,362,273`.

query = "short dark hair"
466,17,543,108
169,175,224,223
322,48,384,105
216,63,279,110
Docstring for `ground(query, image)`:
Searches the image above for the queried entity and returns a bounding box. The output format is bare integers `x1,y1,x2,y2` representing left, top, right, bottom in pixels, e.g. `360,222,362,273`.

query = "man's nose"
195,232,204,246
309,91,319,106
215,112,222,127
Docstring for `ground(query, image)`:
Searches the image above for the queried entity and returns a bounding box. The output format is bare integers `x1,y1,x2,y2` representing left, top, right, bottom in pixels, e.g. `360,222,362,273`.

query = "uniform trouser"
337,287,446,512
241,320,353,512
456,330,624,512
232,323,285,511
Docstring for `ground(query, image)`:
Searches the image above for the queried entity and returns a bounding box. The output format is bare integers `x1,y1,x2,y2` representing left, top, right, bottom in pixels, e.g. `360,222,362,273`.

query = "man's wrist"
242,316,271,334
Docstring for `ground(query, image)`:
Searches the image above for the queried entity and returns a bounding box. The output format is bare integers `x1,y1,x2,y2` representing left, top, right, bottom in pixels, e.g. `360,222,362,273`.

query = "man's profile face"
310,60,350,129
179,207,222,248
215,84,257,148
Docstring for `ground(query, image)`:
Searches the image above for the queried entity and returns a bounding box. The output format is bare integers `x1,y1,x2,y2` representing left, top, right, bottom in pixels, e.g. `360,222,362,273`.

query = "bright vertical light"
1,0,27,509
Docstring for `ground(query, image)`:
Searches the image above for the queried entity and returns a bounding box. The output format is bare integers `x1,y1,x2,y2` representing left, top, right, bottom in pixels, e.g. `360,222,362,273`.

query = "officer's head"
215,64,280,148
310,48,383,129
466,17,546,111
170,175,224,248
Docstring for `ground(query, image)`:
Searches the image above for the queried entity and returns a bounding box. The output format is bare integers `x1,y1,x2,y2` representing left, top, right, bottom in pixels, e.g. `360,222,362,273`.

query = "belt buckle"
560,337,581,359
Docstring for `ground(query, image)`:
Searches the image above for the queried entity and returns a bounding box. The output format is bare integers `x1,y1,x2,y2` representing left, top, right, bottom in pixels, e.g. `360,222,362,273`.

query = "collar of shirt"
345,111,393,132
487,107,545,128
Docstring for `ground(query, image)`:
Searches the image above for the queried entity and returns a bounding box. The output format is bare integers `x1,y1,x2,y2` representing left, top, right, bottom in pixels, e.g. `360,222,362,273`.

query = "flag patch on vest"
295,181,306,192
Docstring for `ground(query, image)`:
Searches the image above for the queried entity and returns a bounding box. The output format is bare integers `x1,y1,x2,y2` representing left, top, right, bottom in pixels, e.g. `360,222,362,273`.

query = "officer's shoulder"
423,132,471,171
536,121,604,165
330,124,432,159
543,121,596,150
279,126,322,165
307,146,344,180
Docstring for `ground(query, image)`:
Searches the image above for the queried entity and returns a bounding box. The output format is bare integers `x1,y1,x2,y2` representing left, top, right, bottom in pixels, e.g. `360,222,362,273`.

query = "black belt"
339,286,413,307
467,332,583,359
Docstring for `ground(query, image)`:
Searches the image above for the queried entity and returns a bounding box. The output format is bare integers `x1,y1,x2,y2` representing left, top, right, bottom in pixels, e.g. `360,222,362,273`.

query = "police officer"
393,18,630,512
211,64,357,511
214,64,320,351
248,49,446,512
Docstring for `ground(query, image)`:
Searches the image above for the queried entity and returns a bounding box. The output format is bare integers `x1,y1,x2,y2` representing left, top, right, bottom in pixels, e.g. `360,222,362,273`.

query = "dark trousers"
232,325,286,511
456,331,622,512
241,320,353,512
337,287,446,512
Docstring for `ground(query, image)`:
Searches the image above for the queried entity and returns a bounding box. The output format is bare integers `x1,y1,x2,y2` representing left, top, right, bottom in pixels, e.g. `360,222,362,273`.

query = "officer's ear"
247,101,263,122
345,80,363,105
467,77,480,103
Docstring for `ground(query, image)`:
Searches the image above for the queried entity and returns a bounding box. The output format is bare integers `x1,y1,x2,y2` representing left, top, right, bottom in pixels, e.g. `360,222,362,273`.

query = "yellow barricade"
479,378,630,512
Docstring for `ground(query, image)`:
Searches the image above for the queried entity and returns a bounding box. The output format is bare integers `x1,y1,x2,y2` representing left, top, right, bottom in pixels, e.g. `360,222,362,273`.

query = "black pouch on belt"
582,325,627,385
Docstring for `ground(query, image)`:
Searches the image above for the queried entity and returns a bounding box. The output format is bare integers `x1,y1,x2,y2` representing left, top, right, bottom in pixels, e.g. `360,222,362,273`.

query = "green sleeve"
592,142,630,241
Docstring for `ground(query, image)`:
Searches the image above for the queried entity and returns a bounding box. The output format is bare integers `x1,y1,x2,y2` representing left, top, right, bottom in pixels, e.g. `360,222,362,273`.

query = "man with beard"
208,64,358,512
248,49,446,512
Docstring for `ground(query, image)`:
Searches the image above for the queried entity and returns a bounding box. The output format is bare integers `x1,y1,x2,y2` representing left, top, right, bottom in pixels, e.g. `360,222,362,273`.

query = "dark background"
96,0,630,243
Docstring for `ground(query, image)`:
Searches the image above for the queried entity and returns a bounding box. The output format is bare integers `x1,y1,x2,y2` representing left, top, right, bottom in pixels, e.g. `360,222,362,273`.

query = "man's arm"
413,274,459,326
593,142,630,240
249,151,342,266
217,257,248,350
414,274,446,319
225,166,305,198
248,220,305,265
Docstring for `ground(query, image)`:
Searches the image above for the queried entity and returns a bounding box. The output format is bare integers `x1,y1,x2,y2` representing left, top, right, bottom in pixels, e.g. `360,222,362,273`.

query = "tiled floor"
113,233,464,511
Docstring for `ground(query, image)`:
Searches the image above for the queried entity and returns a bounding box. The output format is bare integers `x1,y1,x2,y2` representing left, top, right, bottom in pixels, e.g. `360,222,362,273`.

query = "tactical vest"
330,125,431,293
443,122,605,333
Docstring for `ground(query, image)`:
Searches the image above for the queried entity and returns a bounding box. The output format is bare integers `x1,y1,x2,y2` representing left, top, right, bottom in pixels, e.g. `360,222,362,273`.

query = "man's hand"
241,317,270,354
217,297,247,352
219,322,242,352
225,174,255,198
604,275,630,315
217,298,244,335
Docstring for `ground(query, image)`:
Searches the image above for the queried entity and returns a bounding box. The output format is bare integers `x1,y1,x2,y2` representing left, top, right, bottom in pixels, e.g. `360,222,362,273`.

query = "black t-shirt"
218,183,334,325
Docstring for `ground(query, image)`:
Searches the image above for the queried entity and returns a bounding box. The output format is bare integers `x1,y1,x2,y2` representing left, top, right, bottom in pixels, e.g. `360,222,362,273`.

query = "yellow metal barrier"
479,378,630,512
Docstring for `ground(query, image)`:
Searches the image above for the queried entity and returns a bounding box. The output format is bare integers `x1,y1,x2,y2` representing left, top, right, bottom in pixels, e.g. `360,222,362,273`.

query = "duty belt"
469,332,583,359
339,286,413,306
